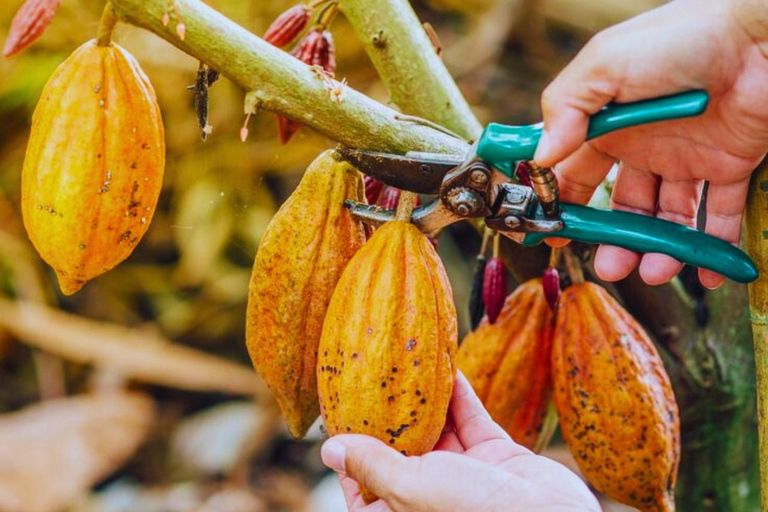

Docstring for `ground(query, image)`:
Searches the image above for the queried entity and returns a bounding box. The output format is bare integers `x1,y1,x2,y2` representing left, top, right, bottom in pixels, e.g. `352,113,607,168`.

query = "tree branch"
338,0,482,140
109,0,468,157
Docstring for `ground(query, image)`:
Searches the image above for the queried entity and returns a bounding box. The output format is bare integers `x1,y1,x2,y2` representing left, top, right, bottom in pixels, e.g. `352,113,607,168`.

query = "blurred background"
0,0,665,511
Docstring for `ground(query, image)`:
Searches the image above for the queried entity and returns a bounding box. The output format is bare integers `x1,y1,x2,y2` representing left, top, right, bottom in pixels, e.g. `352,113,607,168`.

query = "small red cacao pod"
364,176,385,205
293,28,336,76
263,4,311,48
3,0,60,57
376,186,401,210
515,161,533,188
542,267,561,311
483,257,507,324
276,114,301,145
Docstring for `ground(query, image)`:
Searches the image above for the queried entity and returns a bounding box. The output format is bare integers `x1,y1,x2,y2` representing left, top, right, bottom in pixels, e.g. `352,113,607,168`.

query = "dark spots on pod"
415,390,421,396
406,339,417,351
420,398,426,404
400,450,407,455
363,420,369,426
410,410,416,417
131,162,138,169
386,423,410,439
142,142,151,150
352,353,358,359
388,396,394,402
324,351,328,357
346,426,351,432
414,360,420,367
391,366,398,373
388,376,394,382
381,382,387,388
389,439,395,444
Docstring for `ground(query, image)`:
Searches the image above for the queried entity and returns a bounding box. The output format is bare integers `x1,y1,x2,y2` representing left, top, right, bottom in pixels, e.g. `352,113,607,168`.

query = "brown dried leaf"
0,298,267,397
0,392,155,512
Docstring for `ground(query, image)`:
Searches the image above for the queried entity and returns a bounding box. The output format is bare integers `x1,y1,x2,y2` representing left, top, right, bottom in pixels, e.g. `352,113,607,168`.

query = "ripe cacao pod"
246,150,366,439
21,40,165,295
553,282,680,512
458,279,553,450
318,220,458,503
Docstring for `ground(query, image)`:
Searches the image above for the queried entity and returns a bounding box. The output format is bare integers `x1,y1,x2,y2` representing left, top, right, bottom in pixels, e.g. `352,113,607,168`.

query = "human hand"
320,372,599,512
534,0,768,289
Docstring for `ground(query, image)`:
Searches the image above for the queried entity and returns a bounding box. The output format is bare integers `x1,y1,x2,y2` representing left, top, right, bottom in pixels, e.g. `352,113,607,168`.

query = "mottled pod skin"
21,40,165,295
458,279,553,450
553,282,680,512
246,151,366,439
318,220,458,503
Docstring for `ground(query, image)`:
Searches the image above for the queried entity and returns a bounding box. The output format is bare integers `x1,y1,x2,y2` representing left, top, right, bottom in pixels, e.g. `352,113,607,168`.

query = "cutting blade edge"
336,148,462,194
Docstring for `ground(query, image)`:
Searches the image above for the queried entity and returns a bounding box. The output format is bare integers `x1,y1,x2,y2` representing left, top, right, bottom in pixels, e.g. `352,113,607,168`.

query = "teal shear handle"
476,90,709,177
521,204,758,283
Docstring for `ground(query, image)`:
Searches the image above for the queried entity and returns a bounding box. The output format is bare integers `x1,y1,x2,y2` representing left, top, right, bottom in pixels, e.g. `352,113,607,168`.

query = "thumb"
321,434,408,501
534,31,620,167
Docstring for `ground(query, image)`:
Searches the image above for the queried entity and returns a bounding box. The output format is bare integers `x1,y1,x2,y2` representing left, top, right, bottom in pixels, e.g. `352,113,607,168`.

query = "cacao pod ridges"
458,279,553,451
552,282,679,512
246,150,366,439
318,220,458,503
21,40,165,295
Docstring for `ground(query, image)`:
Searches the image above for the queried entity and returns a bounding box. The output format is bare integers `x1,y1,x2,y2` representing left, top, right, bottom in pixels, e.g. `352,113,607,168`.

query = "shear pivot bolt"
504,216,521,229
470,169,488,185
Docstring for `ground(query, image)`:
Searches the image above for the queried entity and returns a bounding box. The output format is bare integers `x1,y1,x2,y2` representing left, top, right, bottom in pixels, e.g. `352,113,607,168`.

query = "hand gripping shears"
338,90,758,284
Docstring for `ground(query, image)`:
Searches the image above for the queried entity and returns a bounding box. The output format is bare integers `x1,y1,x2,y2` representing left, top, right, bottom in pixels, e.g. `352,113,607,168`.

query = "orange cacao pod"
21,40,165,295
458,279,553,450
553,282,680,512
246,150,366,439
318,220,458,503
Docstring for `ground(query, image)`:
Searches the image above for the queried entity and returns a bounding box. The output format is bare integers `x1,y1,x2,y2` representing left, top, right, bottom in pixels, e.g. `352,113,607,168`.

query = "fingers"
594,164,659,282
434,416,465,453
321,434,408,503
449,371,516,450
555,142,617,205
534,32,620,167
638,179,703,285
699,179,750,289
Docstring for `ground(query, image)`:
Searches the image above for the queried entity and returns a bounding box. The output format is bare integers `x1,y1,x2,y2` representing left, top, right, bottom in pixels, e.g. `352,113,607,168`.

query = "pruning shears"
339,90,759,284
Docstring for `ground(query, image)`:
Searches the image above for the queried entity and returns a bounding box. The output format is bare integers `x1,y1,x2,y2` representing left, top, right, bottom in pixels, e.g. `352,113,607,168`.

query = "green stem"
109,0,467,156
746,157,768,511
97,2,118,46
338,0,482,140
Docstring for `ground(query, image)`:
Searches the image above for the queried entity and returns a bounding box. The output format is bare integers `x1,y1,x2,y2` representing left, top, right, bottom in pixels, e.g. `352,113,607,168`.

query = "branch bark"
110,0,468,157
338,0,482,139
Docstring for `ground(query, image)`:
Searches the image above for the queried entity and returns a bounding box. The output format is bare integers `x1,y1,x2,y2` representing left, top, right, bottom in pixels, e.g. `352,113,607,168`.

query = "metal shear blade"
337,148,462,194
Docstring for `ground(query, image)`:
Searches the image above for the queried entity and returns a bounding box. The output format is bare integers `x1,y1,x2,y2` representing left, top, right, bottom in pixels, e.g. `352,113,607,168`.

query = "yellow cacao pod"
246,150,366,439
21,40,165,295
458,279,553,451
553,282,680,512
318,219,457,503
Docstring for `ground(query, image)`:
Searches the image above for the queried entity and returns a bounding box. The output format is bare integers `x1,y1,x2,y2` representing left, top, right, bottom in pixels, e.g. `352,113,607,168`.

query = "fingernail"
321,439,347,474
533,130,551,163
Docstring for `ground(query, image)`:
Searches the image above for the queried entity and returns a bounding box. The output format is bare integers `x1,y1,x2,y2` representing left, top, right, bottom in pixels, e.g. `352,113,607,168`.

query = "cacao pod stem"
468,230,491,331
